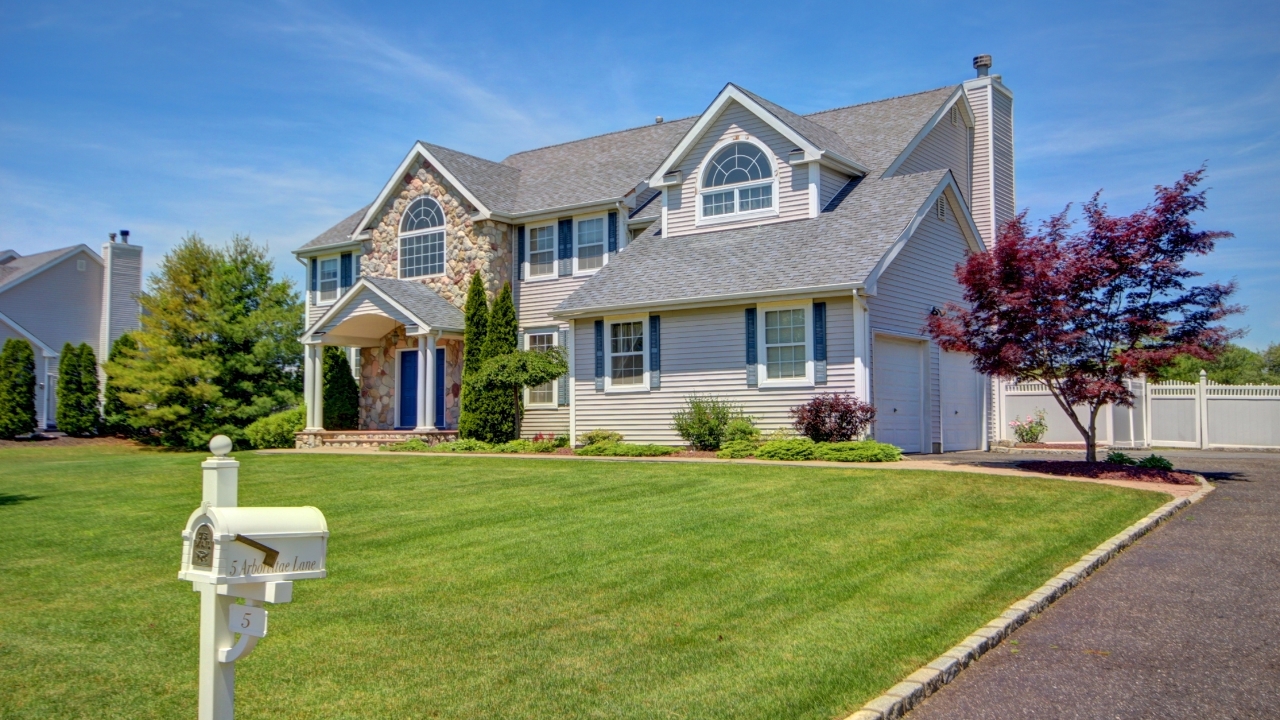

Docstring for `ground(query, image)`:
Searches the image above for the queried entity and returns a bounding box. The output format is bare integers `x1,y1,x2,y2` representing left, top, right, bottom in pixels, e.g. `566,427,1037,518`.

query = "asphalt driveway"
909,450,1280,719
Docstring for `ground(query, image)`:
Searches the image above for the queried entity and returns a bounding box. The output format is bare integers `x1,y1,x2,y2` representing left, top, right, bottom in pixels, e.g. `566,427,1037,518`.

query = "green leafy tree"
323,347,360,430
107,234,303,448
1160,343,1276,385
457,272,490,439
0,338,37,439
56,343,101,436
470,282,519,442
102,333,136,436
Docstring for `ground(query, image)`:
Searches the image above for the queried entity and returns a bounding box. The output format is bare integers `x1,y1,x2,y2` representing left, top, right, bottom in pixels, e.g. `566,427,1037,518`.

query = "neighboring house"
295,56,1014,453
0,234,143,429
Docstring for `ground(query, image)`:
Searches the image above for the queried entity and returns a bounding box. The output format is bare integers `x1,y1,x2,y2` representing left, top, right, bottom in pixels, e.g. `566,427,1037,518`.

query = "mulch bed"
550,447,717,458
1015,443,1088,450
1018,460,1198,486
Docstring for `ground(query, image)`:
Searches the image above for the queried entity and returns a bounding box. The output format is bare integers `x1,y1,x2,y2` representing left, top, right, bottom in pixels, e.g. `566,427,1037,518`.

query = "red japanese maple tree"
927,169,1240,461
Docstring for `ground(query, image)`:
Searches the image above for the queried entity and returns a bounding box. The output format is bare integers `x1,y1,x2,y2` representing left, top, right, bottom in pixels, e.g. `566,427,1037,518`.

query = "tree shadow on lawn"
0,493,40,507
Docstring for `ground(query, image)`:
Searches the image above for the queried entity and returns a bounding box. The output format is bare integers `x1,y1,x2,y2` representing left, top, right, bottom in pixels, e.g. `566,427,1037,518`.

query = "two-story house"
0,233,142,429
294,56,1014,453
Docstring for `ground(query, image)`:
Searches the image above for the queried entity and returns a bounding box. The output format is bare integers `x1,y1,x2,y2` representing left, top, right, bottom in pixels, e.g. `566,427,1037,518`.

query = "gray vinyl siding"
101,243,142,353
308,302,327,325
965,84,994,245
666,101,809,237
991,89,1016,237
515,268,581,439
865,201,972,451
820,166,851,210
0,249,103,358
522,406,569,438
572,297,857,444
894,109,972,202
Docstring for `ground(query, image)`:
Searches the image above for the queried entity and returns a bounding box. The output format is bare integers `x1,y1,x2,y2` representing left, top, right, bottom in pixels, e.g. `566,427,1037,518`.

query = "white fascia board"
0,245,103,296
550,282,864,320
963,75,1013,100
299,278,436,342
293,240,364,258
352,142,493,237
862,173,982,296
0,310,58,356
647,85,823,188
494,197,624,225
880,86,973,180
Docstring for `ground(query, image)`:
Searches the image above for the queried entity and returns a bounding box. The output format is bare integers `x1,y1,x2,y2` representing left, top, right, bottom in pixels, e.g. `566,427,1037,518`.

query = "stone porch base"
295,429,458,449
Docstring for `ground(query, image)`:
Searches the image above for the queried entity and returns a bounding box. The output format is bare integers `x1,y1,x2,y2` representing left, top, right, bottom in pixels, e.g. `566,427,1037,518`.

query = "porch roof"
302,276,465,346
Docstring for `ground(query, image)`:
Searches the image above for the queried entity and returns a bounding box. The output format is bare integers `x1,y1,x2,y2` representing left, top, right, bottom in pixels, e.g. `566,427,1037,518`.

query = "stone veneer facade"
359,326,464,430
351,156,510,431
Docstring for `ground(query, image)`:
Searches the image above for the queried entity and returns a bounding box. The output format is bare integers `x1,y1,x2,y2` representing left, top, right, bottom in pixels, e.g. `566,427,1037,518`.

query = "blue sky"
2,0,1277,347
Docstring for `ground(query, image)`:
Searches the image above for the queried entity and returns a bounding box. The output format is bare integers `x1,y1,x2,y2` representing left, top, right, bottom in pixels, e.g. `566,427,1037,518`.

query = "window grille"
764,309,806,379
610,321,644,385
400,197,445,278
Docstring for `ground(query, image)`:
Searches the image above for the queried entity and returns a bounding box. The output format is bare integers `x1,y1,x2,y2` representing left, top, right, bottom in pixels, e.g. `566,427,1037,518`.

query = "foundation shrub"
671,395,743,450
754,437,817,461
575,443,678,457
579,429,623,447
245,406,305,449
813,441,903,463
715,440,759,459
791,393,876,443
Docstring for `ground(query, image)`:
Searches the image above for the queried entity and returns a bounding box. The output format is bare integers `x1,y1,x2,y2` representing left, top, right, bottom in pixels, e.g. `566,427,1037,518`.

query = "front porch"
297,277,468,448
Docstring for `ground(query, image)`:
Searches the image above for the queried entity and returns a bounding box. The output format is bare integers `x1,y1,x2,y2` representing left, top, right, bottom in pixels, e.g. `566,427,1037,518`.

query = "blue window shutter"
745,307,758,387
309,257,317,292
340,253,352,289
516,225,525,281
558,218,574,277
434,347,446,429
649,315,661,389
517,330,524,350
813,301,827,385
594,320,605,391
608,211,618,255
557,328,569,406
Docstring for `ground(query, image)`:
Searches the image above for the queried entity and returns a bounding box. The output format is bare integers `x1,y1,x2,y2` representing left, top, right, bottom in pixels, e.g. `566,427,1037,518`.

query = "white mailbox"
180,505,328,585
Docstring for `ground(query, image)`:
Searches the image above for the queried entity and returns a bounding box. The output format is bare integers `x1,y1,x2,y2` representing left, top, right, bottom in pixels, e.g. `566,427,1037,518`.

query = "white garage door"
941,351,982,451
873,336,924,453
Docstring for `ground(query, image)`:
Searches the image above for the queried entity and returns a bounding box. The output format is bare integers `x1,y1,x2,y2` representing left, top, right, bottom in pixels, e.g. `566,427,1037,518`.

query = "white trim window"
758,302,813,386
698,140,778,225
527,224,556,278
318,257,340,302
605,314,648,392
525,330,557,406
575,216,606,273
400,197,446,279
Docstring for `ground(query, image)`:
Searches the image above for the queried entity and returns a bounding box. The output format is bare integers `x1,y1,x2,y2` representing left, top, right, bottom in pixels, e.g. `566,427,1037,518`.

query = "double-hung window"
756,302,812,385
699,141,777,223
526,331,556,405
609,320,644,387
576,217,605,272
528,225,556,278
318,258,339,302
400,197,446,278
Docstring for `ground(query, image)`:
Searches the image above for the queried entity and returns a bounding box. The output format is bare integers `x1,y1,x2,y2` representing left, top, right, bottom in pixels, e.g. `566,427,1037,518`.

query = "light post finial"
209,435,233,458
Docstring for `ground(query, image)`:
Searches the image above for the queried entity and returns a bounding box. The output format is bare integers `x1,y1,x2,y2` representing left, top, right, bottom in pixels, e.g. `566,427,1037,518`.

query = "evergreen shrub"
1136,454,1174,471
755,437,817,461
715,439,759,459
0,338,37,439
245,406,305,449
575,442,678,457
323,347,360,430
56,343,100,436
813,441,903,463
723,417,760,444
579,429,623,446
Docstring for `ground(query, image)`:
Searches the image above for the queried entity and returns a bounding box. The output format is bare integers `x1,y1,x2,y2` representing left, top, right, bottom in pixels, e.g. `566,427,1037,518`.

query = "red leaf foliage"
791,393,876,442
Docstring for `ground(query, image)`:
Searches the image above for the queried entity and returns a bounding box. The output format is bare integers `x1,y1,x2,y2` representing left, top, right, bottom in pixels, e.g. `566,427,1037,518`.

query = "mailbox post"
181,436,328,720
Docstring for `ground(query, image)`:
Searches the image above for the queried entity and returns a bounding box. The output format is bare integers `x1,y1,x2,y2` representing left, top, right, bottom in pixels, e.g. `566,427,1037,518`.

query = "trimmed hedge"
575,442,678,457
245,406,305,449
813,441,903,463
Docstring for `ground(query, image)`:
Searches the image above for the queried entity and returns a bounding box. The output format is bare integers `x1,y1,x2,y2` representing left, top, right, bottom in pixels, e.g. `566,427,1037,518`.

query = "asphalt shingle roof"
364,276,465,331
0,246,92,292
420,142,522,213
735,85,865,168
554,170,950,314
297,205,370,253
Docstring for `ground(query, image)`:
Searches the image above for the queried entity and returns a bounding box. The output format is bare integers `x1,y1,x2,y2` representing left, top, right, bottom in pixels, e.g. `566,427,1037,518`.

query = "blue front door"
399,350,417,429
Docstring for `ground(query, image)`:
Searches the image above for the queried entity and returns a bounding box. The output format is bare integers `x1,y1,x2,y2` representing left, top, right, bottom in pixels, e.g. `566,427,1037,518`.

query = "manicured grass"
0,444,1168,719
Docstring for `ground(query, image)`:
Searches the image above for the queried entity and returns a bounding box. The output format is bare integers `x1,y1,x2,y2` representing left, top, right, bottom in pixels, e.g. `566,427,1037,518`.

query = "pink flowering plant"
1009,409,1048,444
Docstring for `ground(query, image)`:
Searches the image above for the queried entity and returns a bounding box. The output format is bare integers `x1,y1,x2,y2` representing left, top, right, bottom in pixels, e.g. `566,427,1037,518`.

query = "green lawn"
0,444,1167,719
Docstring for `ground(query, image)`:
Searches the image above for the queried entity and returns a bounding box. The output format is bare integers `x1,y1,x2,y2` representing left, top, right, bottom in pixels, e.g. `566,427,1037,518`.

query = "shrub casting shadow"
0,493,40,507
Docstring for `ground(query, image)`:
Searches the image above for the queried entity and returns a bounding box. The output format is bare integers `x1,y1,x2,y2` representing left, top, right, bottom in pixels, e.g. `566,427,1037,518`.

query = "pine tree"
457,272,490,439
0,338,37,439
323,347,360,430
76,343,101,434
474,282,519,442
102,333,136,436
57,343,101,436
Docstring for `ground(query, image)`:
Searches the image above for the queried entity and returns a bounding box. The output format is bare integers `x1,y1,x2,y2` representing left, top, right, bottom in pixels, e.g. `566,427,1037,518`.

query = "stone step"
294,430,458,449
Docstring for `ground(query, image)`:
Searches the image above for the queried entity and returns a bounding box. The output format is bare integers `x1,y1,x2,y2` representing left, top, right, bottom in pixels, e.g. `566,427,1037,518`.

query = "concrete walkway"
908,450,1280,719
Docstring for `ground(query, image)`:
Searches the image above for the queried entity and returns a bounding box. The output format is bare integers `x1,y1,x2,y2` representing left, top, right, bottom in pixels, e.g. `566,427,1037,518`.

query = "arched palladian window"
400,197,445,278
699,141,776,220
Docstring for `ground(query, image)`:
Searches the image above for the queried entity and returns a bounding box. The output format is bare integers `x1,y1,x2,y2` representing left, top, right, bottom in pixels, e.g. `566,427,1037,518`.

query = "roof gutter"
489,196,626,224
550,281,865,320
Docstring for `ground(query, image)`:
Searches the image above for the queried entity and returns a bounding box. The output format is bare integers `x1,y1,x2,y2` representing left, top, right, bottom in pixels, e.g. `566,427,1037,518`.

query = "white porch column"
305,345,324,431
415,336,430,431
425,335,437,430
852,292,870,402
302,345,315,430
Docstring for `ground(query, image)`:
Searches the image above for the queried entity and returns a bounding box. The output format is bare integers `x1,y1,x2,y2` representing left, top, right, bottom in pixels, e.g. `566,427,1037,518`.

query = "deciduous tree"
927,169,1239,461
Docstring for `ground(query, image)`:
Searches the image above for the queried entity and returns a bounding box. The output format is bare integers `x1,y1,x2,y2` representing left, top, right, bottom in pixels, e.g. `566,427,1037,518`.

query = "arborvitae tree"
0,338,37,439
457,272,490,439
107,234,302,448
102,333,137,436
323,347,360,430
473,282,519,442
56,343,99,436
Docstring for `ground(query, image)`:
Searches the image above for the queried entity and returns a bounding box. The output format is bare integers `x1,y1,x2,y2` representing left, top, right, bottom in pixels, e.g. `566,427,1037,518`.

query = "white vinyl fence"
997,370,1280,450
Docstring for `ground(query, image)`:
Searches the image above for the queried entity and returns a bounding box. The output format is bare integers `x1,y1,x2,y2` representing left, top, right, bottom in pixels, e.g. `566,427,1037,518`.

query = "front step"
294,430,458,449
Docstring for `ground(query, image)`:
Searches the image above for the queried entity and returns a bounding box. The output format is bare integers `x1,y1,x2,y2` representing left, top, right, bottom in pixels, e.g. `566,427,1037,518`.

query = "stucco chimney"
99,236,143,361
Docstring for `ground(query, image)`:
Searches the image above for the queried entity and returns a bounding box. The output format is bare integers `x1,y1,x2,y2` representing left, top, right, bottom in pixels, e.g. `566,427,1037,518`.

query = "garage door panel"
873,337,923,453
941,351,981,451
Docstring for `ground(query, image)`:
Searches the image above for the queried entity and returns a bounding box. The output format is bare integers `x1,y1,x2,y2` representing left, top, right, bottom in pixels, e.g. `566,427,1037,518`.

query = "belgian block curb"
840,475,1214,720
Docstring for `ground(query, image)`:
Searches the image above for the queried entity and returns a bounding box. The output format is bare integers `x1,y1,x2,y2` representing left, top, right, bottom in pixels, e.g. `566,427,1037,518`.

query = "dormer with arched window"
399,196,446,279
698,141,778,223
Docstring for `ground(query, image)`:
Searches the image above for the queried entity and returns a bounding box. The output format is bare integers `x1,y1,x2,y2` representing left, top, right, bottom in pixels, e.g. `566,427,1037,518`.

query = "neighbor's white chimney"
99,230,142,361
963,55,1015,247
